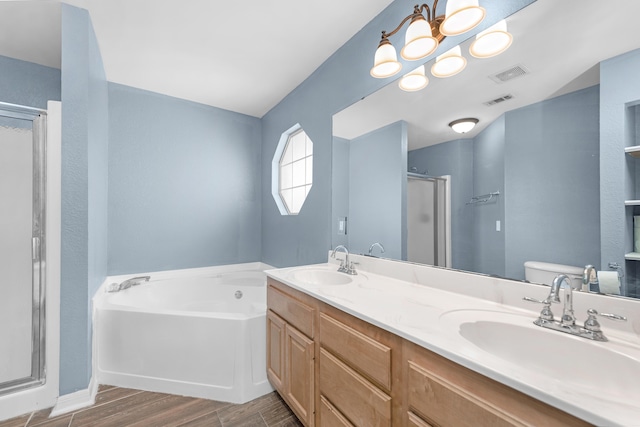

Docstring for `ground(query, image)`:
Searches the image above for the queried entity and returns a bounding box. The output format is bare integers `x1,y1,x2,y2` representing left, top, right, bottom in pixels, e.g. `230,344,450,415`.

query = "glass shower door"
0,104,46,396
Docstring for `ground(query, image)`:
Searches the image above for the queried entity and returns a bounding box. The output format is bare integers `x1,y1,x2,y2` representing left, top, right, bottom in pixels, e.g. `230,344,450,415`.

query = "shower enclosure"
407,173,451,267
0,102,47,397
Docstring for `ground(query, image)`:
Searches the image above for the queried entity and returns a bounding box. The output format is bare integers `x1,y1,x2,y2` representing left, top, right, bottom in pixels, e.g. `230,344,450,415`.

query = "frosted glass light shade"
401,17,438,61
449,118,478,133
399,65,429,92
370,42,402,78
440,0,485,36
469,20,513,58
431,45,466,78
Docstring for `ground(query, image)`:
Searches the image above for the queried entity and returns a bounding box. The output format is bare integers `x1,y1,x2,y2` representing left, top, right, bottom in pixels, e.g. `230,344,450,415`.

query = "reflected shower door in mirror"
332,0,640,298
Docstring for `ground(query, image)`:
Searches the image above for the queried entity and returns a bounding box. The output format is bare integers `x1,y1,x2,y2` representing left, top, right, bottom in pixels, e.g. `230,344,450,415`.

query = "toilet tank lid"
524,261,584,275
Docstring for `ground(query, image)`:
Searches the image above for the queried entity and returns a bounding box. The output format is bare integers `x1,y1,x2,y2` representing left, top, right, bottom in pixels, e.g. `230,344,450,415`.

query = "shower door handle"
32,237,40,260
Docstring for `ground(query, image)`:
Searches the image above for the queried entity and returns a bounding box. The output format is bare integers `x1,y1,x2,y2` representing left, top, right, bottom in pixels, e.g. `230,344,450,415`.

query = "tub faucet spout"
108,276,150,292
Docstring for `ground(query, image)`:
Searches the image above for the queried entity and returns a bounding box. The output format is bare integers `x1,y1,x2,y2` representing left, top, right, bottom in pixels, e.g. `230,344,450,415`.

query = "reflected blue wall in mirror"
0,55,60,109
347,121,407,260
601,48,640,298
408,85,600,281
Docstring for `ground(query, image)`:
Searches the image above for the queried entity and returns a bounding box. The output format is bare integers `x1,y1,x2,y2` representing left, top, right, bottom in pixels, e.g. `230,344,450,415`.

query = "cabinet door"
286,324,315,427
267,310,286,391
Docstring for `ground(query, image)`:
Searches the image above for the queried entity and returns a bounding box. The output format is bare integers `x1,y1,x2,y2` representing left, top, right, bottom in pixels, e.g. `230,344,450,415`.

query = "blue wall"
60,4,109,394
107,83,262,274
332,136,350,248
260,0,534,268
348,121,407,260
0,55,60,108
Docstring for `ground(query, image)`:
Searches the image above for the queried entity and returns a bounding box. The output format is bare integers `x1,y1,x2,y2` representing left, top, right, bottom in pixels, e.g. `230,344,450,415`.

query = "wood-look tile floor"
0,386,303,427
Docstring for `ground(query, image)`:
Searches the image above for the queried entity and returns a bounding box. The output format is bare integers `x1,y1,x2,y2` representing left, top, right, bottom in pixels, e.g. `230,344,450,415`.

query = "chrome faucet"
582,265,599,293
548,274,579,326
524,273,627,341
331,245,357,275
107,275,151,292
368,242,385,257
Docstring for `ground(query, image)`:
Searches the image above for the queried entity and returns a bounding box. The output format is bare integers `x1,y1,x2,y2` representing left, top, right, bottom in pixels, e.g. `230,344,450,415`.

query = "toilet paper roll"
597,271,621,295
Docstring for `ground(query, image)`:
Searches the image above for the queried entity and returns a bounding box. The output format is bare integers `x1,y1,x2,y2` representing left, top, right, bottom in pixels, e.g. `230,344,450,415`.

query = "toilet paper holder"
607,262,624,281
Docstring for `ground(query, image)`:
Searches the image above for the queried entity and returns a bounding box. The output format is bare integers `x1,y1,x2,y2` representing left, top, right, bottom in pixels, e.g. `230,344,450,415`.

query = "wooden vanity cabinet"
267,279,315,427
403,341,591,427
267,279,591,427
318,305,401,427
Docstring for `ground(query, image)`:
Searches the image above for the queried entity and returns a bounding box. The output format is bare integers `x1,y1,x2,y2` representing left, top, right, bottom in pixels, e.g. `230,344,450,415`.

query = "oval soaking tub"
94,266,274,404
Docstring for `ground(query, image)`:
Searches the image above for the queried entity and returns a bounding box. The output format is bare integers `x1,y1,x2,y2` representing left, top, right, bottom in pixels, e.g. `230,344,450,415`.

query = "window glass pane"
292,159,306,188
291,186,307,214
305,156,313,184
291,131,306,161
280,188,293,213
280,163,293,190
281,140,293,165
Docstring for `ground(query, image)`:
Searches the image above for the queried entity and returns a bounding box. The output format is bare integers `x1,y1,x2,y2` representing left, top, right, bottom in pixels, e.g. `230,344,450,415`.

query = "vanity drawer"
319,313,391,391
267,280,314,338
320,395,355,427
319,348,391,427
408,361,516,427
405,341,591,427
407,412,433,427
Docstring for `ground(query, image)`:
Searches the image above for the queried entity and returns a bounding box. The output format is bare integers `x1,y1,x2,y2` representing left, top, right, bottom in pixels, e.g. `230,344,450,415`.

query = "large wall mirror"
332,0,640,299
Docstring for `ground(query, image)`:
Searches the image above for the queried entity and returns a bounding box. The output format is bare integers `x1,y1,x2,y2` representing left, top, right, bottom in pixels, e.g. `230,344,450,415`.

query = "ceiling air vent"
489,65,530,84
483,94,514,107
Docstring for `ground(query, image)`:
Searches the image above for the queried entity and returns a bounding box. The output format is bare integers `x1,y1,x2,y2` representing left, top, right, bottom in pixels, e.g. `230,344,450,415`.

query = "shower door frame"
0,102,48,397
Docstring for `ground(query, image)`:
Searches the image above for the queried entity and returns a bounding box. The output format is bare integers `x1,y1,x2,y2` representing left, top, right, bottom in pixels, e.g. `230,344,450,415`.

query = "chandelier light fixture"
431,45,466,78
370,0,512,93
399,65,429,91
469,19,513,58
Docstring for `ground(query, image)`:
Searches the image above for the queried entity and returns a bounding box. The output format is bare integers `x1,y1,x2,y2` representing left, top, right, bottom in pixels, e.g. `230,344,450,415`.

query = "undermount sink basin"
287,268,353,286
440,309,640,399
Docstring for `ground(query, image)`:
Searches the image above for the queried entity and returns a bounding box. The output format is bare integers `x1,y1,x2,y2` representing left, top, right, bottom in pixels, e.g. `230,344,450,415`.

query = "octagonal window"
272,124,313,215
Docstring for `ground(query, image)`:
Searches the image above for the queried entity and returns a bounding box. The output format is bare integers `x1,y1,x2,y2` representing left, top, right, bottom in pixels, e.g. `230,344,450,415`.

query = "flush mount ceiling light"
399,65,429,92
370,0,486,79
469,20,513,58
449,118,479,133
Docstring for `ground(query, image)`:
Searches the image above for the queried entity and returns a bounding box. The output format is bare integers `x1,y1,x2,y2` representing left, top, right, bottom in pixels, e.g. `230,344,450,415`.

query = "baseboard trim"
50,377,98,417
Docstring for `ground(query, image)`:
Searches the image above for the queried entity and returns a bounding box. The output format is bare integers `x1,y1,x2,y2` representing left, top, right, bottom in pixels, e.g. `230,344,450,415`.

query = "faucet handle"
583,309,626,341
346,261,359,275
523,296,554,321
586,308,627,322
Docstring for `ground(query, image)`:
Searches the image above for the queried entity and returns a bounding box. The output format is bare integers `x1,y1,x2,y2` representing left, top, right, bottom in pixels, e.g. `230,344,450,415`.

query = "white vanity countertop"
265,257,640,427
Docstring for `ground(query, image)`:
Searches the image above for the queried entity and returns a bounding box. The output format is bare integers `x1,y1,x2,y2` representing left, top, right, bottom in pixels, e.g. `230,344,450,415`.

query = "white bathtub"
94,264,274,404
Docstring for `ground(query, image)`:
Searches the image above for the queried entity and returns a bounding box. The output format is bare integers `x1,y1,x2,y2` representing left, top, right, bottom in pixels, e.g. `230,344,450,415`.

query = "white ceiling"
0,0,395,117
333,0,640,151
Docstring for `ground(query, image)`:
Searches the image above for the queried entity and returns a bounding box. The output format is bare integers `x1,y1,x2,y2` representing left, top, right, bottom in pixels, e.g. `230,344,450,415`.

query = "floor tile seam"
130,398,217,427
175,406,223,427
74,392,175,427
89,389,146,411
